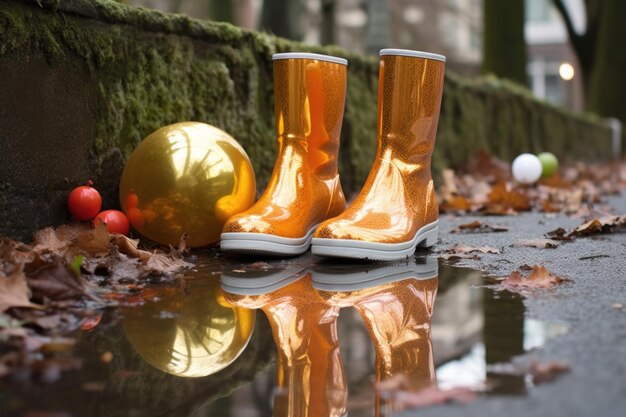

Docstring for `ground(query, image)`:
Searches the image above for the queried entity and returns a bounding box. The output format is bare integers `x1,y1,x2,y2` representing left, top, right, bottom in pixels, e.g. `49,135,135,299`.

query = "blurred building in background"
332,0,483,76
525,0,584,111
128,0,585,111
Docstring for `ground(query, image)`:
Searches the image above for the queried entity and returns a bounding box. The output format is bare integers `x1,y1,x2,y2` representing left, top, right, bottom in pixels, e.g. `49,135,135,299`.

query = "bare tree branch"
551,0,581,44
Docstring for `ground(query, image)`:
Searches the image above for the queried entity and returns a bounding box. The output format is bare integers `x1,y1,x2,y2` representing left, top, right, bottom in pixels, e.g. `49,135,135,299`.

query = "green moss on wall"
0,0,615,239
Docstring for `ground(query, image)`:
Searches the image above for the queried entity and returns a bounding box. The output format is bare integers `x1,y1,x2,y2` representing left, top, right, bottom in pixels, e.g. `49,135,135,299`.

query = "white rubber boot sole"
311,220,438,261
220,266,308,295
312,257,438,292
220,225,318,256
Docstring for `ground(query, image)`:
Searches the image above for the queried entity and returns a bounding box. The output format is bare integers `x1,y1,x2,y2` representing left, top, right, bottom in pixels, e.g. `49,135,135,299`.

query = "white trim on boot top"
220,224,319,256
311,220,438,261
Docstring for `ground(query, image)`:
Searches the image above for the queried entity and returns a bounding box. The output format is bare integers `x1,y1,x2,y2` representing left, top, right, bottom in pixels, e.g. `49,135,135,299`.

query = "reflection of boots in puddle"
221,268,347,417
313,258,438,415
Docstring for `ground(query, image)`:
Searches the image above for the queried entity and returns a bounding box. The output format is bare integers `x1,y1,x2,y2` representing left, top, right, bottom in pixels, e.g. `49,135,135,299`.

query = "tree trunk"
550,0,600,105
587,0,626,151
210,0,235,24
364,0,390,55
482,0,527,86
259,0,301,40
588,0,626,142
320,0,336,45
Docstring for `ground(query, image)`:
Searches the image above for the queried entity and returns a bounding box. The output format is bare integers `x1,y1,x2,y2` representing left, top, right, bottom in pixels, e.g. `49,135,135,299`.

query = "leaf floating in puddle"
375,375,476,409
451,220,509,233
446,244,501,255
511,239,560,249
501,265,569,292
529,360,570,384
487,360,570,385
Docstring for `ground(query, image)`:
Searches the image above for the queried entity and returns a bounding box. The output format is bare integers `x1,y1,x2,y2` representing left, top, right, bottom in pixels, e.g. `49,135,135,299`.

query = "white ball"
511,153,543,184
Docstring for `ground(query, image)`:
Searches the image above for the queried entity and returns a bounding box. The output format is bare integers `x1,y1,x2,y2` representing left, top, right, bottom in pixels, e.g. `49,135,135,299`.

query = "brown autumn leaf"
529,360,570,384
501,265,569,291
0,264,40,312
486,180,531,215
439,169,459,200
545,227,573,241
71,221,111,257
54,223,92,242
375,375,475,409
25,258,88,302
110,234,149,261
446,244,501,255
440,196,471,213
144,252,191,277
32,227,68,255
567,215,626,238
465,149,510,180
451,220,509,233
511,239,559,249
439,169,471,213
0,238,35,264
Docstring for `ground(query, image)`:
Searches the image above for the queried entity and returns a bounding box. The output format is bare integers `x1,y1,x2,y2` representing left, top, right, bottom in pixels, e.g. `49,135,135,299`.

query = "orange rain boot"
312,49,446,260
220,53,348,255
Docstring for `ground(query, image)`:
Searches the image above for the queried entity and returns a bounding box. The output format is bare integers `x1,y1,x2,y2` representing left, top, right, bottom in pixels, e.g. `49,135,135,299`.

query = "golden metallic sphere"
119,122,256,247
123,278,255,378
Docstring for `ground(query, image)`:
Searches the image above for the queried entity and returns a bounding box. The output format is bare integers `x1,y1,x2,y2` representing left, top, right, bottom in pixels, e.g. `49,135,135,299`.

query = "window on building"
526,0,551,22
544,74,563,104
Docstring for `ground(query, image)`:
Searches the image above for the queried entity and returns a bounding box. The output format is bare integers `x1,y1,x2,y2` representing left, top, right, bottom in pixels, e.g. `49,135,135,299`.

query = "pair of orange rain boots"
220,49,446,260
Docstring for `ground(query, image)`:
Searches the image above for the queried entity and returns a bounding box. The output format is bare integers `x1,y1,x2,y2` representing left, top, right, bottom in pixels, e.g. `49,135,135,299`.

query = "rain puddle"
0,255,567,417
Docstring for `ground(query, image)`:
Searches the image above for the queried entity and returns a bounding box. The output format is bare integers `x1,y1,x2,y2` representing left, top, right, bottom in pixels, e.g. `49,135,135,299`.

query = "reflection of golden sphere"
119,122,256,247
123,279,255,378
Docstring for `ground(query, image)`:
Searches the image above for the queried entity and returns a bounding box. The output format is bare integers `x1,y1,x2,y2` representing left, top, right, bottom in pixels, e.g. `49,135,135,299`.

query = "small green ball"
538,152,559,178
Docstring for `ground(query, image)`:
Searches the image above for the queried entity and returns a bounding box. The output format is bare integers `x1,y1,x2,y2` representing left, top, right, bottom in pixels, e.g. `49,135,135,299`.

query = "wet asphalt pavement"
404,192,626,417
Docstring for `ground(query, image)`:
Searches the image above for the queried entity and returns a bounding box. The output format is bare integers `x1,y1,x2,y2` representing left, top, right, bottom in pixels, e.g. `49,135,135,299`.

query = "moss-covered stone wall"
0,0,614,239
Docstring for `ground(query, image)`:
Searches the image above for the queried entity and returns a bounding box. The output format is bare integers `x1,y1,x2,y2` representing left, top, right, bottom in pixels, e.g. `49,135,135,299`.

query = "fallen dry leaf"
511,239,559,249
465,149,510,180
486,180,531,215
437,253,481,262
0,238,35,264
33,228,68,255
567,215,625,238
0,264,40,312
438,157,626,217
446,244,501,255
451,220,509,233
501,265,569,292
487,360,570,386
71,221,111,257
375,375,475,409
545,227,573,241
25,259,88,302
529,360,570,384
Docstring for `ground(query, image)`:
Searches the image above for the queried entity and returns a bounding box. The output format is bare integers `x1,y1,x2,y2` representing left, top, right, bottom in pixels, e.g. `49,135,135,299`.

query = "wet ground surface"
0,256,570,417
1,194,624,417
412,193,626,417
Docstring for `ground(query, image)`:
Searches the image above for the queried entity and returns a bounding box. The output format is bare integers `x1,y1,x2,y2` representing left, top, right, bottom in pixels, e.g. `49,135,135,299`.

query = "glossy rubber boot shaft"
222,56,348,240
